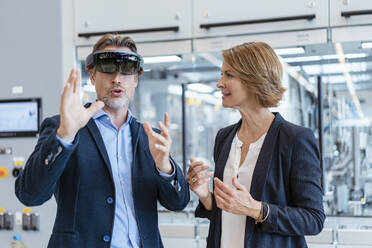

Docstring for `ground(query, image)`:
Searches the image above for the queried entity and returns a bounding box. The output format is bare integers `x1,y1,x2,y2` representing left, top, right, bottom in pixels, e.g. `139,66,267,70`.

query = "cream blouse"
220,133,266,248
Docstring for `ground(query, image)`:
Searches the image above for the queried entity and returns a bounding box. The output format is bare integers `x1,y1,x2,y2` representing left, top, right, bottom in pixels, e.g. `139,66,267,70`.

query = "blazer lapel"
86,119,113,176
129,117,141,158
129,117,142,187
244,113,283,245
214,120,241,180
250,112,283,200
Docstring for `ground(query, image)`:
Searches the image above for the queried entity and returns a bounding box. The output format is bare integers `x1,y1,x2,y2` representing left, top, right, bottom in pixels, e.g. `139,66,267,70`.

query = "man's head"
86,34,143,110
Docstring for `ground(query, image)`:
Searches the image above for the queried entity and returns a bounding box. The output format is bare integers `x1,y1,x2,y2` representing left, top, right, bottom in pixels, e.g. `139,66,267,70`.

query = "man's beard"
98,87,130,110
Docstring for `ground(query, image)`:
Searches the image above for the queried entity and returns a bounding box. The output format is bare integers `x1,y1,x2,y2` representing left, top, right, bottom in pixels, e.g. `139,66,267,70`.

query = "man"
15,34,190,248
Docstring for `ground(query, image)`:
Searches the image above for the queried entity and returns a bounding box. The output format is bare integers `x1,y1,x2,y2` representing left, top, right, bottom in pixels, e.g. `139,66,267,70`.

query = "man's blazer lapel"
86,119,113,177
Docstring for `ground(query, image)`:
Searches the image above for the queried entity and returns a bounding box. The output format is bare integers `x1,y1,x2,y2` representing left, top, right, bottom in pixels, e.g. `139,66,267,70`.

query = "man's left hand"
143,112,173,174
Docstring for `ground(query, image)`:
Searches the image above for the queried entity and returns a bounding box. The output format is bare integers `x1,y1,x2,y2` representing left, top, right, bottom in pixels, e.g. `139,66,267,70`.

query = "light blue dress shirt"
57,109,175,248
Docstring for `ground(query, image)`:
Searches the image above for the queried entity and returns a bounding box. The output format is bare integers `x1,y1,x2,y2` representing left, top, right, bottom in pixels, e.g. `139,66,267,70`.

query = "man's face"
89,46,139,110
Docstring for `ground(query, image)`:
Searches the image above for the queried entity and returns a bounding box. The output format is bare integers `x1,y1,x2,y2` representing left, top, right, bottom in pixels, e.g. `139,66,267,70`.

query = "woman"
187,42,325,248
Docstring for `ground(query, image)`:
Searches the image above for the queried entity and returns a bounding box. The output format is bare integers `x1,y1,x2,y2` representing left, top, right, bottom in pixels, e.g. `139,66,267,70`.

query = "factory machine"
0,98,57,247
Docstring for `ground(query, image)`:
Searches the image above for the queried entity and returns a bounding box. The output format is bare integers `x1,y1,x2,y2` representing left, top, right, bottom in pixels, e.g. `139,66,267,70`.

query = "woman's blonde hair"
222,42,286,107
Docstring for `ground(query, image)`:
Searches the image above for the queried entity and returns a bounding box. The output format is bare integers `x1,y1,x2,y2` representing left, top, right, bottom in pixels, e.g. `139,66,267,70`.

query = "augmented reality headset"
85,50,144,75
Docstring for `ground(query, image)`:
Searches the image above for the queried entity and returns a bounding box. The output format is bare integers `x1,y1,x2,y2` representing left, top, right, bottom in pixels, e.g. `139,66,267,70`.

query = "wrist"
157,160,173,174
57,127,76,142
199,192,212,211
199,191,211,202
251,200,262,221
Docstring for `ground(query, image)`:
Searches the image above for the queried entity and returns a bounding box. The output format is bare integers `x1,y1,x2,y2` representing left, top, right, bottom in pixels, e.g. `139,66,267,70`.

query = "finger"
187,161,207,179
191,174,212,187
188,170,212,183
87,100,104,116
158,121,170,140
64,69,77,96
143,122,153,139
189,157,195,163
190,178,211,190
232,176,247,191
189,166,211,180
154,143,168,153
214,183,231,201
66,69,76,85
61,82,71,101
189,160,205,169
73,69,81,93
164,112,170,129
214,193,228,210
151,131,168,146
188,164,210,179
214,178,234,197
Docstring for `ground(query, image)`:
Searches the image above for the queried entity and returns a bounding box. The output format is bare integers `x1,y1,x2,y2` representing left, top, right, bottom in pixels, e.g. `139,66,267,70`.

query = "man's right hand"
57,68,104,141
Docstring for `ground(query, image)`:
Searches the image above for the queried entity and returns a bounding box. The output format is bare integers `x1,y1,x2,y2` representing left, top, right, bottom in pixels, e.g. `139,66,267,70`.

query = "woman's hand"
214,176,261,220
187,158,214,210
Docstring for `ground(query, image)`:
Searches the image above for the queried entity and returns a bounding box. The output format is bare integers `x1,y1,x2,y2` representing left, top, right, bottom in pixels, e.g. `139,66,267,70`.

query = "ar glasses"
85,50,144,75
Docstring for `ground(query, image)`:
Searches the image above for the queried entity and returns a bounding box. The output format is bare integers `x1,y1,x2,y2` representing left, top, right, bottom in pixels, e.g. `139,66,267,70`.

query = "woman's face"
216,61,257,110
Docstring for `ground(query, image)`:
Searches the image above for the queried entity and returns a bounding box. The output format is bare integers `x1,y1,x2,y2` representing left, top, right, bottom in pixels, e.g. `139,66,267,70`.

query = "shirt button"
106,197,113,204
103,235,110,242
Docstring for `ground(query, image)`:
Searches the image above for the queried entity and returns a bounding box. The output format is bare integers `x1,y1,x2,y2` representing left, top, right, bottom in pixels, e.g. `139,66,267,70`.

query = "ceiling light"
199,53,222,68
187,83,214,93
334,42,364,118
321,54,367,60
284,56,321,63
143,55,181,64
322,54,339,60
361,42,372,49
345,53,368,59
281,62,315,93
274,47,305,55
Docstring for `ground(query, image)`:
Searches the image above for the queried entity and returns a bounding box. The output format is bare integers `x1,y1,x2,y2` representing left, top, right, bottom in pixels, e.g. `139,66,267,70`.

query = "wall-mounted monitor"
0,98,42,137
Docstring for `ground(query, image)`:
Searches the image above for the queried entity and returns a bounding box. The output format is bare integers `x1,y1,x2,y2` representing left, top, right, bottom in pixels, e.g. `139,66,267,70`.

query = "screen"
0,99,41,137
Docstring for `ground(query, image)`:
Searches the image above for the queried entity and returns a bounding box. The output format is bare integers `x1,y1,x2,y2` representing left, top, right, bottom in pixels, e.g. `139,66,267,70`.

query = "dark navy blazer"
15,115,190,248
196,113,325,248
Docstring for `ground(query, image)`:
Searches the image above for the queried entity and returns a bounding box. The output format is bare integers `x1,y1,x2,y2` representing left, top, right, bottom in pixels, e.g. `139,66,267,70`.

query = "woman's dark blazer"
195,113,325,248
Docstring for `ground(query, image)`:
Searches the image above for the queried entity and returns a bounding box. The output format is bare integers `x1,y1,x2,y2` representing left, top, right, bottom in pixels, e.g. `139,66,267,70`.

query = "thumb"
189,157,195,163
232,176,247,191
87,101,104,115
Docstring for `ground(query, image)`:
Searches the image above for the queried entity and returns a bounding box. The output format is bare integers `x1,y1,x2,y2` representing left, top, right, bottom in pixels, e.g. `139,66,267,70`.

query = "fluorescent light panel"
275,47,305,55
285,53,367,63
284,56,321,63
188,83,214,93
334,42,364,118
143,55,181,64
361,42,372,49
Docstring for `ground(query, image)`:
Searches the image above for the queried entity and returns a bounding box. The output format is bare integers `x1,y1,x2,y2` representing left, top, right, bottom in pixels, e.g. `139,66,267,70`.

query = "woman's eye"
221,72,232,78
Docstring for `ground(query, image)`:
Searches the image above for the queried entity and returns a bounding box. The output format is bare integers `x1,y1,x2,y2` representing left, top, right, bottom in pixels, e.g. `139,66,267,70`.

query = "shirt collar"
92,108,133,124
